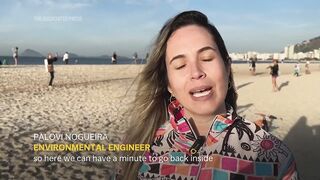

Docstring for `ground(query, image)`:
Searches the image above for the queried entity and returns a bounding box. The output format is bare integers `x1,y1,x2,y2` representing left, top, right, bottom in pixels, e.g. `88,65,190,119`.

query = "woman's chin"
187,102,225,118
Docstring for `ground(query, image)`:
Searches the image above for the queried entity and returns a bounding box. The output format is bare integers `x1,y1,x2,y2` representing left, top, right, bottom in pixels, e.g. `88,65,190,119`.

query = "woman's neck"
185,106,227,136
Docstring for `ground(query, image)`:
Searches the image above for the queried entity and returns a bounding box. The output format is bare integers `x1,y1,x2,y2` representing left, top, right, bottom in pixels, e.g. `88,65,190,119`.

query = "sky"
0,0,319,57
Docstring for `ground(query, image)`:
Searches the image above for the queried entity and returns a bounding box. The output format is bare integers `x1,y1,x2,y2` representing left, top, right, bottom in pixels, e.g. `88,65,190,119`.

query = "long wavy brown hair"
121,10,237,179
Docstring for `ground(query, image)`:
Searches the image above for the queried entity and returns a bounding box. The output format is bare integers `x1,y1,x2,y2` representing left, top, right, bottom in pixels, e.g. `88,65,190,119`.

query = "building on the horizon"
273,53,280,60
230,45,319,61
314,49,320,59
257,53,273,60
288,45,295,59
229,53,245,60
229,52,270,61
284,46,289,59
284,45,295,59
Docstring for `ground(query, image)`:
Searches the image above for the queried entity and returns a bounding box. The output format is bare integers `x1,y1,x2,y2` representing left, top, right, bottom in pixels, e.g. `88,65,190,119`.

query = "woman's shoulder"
203,115,298,179
234,116,289,148
231,116,295,165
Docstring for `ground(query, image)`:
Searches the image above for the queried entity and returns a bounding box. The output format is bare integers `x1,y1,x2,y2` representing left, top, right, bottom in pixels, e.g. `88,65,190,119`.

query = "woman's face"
165,25,229,119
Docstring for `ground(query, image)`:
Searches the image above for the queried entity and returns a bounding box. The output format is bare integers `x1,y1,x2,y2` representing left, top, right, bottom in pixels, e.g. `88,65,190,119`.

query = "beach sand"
1,63,319,179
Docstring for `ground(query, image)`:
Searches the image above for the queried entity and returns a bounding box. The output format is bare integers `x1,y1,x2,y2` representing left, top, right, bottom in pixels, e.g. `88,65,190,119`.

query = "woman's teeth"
192,89,211,97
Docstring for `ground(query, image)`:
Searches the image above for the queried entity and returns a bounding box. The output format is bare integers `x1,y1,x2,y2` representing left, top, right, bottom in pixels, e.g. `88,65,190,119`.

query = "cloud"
18,0,95,10
0,24,16,33
123,0,189,7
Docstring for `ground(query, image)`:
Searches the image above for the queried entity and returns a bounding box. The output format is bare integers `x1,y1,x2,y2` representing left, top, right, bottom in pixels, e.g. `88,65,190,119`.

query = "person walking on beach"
112,52,117,64
133,52,138,64
250,57,256,75
12,47,18,65
121,11,298,179
63,52,69,64
44,53,58,87
2,58,7,65
305,61,311,74
293,63,300,77
267,59,279,91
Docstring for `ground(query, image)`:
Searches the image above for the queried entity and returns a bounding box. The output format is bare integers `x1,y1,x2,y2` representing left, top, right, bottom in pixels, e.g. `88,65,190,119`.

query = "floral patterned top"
138,100,298,180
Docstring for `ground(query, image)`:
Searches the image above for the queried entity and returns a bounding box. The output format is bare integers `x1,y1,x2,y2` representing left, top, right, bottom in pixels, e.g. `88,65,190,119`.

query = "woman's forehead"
166,25,217,58
168,25,214,43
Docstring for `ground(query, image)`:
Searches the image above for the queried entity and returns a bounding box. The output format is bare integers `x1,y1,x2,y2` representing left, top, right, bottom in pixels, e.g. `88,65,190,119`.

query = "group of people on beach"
248,59,281,92
110,51,149,64
42,50,150,87
293,61,311,76
0,48,69,67
247,58,313,92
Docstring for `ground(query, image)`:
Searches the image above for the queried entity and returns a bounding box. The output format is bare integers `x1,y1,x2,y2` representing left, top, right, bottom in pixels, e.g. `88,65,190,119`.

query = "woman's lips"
189,86,213,100
192,89,212,97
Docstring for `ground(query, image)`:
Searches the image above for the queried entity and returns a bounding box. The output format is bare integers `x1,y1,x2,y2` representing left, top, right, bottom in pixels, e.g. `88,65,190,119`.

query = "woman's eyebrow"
169,54,185,64
169,46,216,64
198,46,217,54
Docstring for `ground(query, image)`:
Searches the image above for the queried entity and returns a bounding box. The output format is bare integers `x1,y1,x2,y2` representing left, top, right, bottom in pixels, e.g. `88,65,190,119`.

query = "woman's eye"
175,64,186,70
202,58,213,62
201,55,214,61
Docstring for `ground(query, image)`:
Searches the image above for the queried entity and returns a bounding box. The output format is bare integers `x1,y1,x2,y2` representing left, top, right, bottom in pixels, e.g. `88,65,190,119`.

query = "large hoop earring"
169,94,176,103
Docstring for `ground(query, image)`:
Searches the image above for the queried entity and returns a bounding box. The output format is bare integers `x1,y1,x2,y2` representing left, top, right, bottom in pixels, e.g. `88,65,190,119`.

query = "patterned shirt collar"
167,99,236,137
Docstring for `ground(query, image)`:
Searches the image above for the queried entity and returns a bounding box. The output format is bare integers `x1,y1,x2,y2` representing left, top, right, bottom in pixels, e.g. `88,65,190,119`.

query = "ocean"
0,56,147,65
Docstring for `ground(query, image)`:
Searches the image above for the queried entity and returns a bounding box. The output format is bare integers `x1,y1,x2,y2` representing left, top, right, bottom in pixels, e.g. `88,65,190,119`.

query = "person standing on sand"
250,57,256,75
63,52,69,64
2,59,7,65
44,53,58,87
293,63,301,77
112,52,117,64
12,47,18,65
267,59,279,92
305,61,311,74
133,52,138,64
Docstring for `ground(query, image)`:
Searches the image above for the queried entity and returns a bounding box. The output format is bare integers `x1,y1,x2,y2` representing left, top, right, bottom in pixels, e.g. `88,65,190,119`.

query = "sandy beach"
1,63,319,179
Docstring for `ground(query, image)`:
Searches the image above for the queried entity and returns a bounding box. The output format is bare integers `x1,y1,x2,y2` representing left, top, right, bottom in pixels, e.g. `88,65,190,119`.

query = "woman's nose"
190,63,206,80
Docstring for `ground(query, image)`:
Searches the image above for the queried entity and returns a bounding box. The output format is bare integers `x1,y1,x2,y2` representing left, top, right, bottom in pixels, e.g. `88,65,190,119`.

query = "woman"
122,11,298,179
13,47,18,65
268,60,279,91
251,57,257,75
45,53,58,87
112,51,117,64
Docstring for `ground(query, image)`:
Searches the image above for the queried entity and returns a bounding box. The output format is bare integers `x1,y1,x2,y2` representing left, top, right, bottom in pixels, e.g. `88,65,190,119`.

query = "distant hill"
20,49,44,57
295,36,320,53
67,52,79,58
99,55,111,59
99,55,130,60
